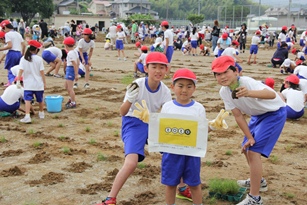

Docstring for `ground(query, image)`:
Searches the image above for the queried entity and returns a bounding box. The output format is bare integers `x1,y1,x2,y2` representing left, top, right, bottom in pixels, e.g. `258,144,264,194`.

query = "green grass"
113,130,120,137
121,75,134,85
284,144,293,152
208,178,240,195
107,121,113,127
137,162,146,169
204,161,213,166
0,136,7,143
89,138,96,145
283,192,295,199
269,155,279,164
58,136,65,140
27,129,35,134
52,115,59,119
85,126,91,132
225,150,232,155
32,141,42,148
62,146,71,154
58,123,64,127
97,153,107,161
208,197,217,204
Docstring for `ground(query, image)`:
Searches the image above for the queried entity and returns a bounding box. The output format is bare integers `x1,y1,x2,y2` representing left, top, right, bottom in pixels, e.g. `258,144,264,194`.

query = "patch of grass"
89,138,96,145
225,150,232,155
207,134,212,141
52,115,59,119
107,121,113,127
62,146,71,154
58,136,65,140
85,126,91,132
121,75,134,85
284,144,293,152
137,162,146,169
113,130,119,137
27,129,35,134
208,178,240,195
283,192,295,199
97,153,107,161
208,197,217,204
32,141,42,148
269,155,279,164
58,123,64,127
204,161,213,166
0,136,7,143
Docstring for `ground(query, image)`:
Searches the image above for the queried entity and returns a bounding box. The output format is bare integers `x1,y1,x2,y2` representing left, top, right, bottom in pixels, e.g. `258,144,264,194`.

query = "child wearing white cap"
280,58,296,74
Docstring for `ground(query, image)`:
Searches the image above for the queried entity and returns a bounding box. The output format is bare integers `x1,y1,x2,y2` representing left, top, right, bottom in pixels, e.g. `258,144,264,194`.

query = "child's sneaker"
176,185,192,201
53,74,62,78
73,83,78,89
38,111,44,119
237,178,268,192
84,83,90,89
96,197,116,205
124,57,127,61
118,58,121,60
237,194,263,205
20,116,31,123
65,99,71,106
66,102,76,109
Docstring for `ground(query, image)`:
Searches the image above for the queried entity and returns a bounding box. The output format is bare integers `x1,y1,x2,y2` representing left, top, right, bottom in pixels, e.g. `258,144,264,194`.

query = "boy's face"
172,79,195,105
145,63,168,82
214,68,237,87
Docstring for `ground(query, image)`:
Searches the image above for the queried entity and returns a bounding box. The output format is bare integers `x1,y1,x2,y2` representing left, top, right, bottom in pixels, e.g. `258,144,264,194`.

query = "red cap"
141,45,148,51
0,31,5,38
199,44,204,50
232,40,239,46
14,76,23,82
161,21,169,26
211,56,235,73
264,78,274,89
145,52,168,65
255,30,261,35
291,48,297,54
82,28,92,35
135,41,141,47
173,68,197,84
282,26,287,31
225,25,229,28
305,31,307,35
285,74,299,84
116,25,122,29
296,60,303,66
28,40,42,49
222,33,228,39
63,37,75,45
0,20,11,28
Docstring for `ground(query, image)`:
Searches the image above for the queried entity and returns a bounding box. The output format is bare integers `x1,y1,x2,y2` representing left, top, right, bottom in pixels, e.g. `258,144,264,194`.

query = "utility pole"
288,0,292,26
198,0,200,15
258,0,261,17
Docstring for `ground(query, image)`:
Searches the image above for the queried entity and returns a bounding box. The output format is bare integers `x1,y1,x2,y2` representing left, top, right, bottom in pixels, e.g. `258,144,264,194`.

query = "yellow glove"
132,100,149,123
209,109,229,130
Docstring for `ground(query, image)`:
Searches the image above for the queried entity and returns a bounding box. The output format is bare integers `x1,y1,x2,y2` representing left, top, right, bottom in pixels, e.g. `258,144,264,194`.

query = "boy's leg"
253,54,257,64
247,151,262,197
165,185,177,205
189,184,202,204
85,64,90,84
66,80,76,102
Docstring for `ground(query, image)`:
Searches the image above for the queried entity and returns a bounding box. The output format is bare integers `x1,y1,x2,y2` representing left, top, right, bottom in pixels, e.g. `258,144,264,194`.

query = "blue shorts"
299,39,305,47
242,107,286,158
191,40,197,49
79,52,89,65
304,48,307,55
78,68,85,76
24,90,44,102
300,56,306,61
161,153,201,186
235,62,242,73
65,66,75,81
42,50,56,64
0,97,20,113
218,49,224,57
250,45,259,54
165,46,174,63
136,62,145,73
297,74,306,79
5,50,22,70
286,106,304,119
116,40,124,50
150,45,155,52
121,116,148,162
8,70,15,84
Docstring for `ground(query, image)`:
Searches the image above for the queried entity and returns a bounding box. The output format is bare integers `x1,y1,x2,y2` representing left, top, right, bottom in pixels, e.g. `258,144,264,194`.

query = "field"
0,38,306,205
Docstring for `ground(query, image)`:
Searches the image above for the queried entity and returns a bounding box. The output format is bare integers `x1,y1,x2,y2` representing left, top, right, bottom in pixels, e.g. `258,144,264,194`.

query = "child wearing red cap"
221,40,243,76
199,44,210,56
161,21,174,78
97,52,172,205
277,26,287,48
217,33,231,56
116,25,127,61
291,48,305,62
247,31,261,65
63,37,79,109
264,78,274,89
211,56,286,205
17,40,46,123
74,28,95,89
293,61,307,79
133,46,148,78
299,30,306,50
279,74,305,119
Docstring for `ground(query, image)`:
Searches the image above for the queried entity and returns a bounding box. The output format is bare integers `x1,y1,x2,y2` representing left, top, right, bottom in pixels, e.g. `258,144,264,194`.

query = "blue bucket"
44,95,64,113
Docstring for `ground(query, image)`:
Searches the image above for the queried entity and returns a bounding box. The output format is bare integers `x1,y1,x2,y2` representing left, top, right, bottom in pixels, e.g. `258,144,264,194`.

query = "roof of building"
113,0,151,4
58,0,75,6
91,0,111,6
125,5,157,15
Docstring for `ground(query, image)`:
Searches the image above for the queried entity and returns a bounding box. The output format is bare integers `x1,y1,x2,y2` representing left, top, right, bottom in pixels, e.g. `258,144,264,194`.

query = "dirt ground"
0,37,306,205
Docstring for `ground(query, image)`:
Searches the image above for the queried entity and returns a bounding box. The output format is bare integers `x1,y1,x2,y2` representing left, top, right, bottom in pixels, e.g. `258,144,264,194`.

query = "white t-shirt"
299,78,307,94
45,47,62,59
139,53,148,65
278,32,287,42
66,50,78,67
116,31,126,40
251,36,260,45
10,65,22,77
220,76,286,115
19,55,45,91
293,65,307,79
124,78,171,117
163,29,174,47
217,37,231,49
5,31,24,51
1,84,24,105
76,38,95,53
282,88,305,111
190,32,199,41
182,40,190,49
297,52,304,59
221,47,237,61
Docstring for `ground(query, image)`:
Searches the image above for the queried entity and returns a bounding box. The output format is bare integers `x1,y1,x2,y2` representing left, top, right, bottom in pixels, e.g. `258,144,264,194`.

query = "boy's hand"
126,82,139,103
242,138,256,153
209,109,229,130
16,81,22,89
133,100,149,123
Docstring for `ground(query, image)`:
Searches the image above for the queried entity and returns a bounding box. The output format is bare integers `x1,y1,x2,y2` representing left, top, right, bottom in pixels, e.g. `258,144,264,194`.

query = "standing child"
0,20,25,86
211,56,286,205
116,25,127,61
75,28,95,89
222,40,243,76
97,52,172,205
161,21,174,78
63,37,79,109
17,40,46,123
247,30,261,65
133,45,148,78
190,27,199,56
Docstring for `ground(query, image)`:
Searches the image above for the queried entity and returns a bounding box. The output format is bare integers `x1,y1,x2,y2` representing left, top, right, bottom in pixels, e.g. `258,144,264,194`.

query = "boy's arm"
78,48,85,63
21,41,26,56
0,41,12,51
120,101,132,116
235,87,276,99
0,53,6,63
71,60,79,81
88,47,94,66
40,70,46,89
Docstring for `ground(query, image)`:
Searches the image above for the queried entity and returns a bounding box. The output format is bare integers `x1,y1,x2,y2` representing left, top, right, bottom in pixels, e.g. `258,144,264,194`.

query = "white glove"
16,81,21,89
209,109,229,130
126,82,139,103
133,100,149,123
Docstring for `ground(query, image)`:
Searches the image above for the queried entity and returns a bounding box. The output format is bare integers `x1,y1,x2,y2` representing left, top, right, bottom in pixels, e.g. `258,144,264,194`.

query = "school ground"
0,38,306,205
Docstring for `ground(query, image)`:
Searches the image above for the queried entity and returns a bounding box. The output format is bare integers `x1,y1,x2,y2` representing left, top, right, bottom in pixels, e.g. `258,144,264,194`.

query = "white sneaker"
237,178,268,192
84,83,90,89
118,57,121,60
237,194,263,205
20,116,31,123
73,83,78,89
39,111,44,119
124,57,127,61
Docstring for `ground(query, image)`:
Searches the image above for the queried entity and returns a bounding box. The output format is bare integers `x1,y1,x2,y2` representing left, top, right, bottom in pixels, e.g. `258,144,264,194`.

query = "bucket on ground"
44,95,64,113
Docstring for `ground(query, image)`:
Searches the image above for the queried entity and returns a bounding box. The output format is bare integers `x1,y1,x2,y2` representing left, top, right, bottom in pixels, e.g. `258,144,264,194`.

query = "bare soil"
0,37,306,205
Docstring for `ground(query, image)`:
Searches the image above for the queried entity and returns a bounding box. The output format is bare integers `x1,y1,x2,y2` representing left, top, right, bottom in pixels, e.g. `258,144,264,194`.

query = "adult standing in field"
211,20,220,52
18,19,26,39
237,23,248,53
131,20,138,44
39,19,48,39
161,21,174,79
109,23,117,50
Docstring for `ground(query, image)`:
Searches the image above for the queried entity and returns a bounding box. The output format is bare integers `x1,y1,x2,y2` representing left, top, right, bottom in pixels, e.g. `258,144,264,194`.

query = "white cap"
283,58,291,67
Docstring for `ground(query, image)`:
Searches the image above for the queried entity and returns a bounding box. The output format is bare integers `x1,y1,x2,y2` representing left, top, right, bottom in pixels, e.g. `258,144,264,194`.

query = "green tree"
0,0,12,18
187,14,204,25
123,14,157,27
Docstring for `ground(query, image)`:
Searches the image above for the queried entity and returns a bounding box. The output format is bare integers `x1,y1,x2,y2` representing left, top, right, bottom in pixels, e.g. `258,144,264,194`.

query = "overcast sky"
252,0,306,6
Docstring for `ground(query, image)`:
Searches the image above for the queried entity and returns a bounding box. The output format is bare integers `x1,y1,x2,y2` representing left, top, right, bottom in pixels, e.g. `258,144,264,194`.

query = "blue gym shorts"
299,39,305,47
116,40,124,50
121,116,148,162
24,90,44,103
5,50,22,70
42,50,56,64
78,68,85,76
0,97,20,113
250,45,259,54
191,40,198,49
242,107,286,158
65,66,75,81
161,153,201,187
78,52,89,64
235,62,242,73
165,46,174,63
286,106,304,119
136,62,145,73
